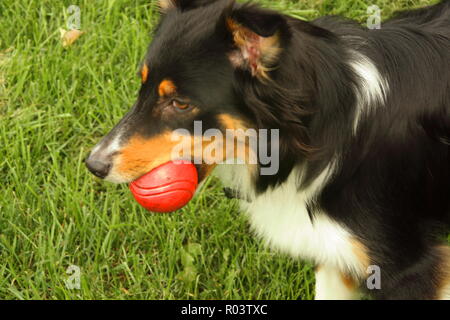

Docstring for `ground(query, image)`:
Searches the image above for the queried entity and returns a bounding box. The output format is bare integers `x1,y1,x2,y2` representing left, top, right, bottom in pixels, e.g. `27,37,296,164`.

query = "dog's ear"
158,0,221,12
226,5,287,79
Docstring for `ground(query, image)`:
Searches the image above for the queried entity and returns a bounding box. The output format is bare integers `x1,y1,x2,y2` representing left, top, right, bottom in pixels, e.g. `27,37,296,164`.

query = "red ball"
129,161,198,213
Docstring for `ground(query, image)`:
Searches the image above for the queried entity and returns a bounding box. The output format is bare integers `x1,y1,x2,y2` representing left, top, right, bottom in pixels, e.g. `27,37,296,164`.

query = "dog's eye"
171,100,191,112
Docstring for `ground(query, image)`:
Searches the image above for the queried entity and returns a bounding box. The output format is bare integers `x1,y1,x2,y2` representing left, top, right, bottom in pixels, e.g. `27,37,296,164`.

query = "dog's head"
86,0,315,185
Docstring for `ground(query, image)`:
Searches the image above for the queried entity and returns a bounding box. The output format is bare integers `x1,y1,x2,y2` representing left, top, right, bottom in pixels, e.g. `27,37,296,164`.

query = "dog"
86,0,450,299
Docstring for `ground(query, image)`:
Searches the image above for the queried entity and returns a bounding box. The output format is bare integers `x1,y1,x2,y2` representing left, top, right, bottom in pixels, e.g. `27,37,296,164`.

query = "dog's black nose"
85,156,111,179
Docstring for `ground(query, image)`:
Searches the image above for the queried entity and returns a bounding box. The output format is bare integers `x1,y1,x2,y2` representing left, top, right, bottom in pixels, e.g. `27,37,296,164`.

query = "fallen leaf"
60,28,84,48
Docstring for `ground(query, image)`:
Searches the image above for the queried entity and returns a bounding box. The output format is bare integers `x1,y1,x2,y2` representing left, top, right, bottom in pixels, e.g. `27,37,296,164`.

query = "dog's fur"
86,0,450,299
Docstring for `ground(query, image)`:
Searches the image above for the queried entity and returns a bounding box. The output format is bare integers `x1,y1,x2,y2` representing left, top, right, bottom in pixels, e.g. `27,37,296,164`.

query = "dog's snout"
86,153,112,179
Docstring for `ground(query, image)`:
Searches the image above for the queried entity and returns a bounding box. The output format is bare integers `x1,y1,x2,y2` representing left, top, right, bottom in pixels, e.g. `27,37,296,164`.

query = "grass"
0,0,442,300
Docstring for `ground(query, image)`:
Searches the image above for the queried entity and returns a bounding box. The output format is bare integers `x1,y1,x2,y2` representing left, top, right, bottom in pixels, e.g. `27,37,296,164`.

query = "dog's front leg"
315,265,360,300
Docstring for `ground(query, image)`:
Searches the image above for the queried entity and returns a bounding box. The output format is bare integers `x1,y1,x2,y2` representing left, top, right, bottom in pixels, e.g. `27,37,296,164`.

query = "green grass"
0,0,442,300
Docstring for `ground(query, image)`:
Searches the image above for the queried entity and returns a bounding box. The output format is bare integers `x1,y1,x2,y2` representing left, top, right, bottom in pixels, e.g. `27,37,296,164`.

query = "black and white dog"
86,0,450,299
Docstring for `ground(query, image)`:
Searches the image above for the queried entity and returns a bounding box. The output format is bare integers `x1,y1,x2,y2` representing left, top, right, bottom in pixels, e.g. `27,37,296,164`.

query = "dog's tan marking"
341,272,357,290
117,132,219,182
117,132,179,179
436,245,450,300
218,114,258,164
141,64,149,83
115,115,256,182
158,0,176,11
315,265,360,300
158,79,177,97
351,238,370,275
218,114,248,131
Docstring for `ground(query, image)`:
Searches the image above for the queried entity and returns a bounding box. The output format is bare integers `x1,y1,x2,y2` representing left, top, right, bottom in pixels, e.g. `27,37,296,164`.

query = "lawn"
0,0,441,299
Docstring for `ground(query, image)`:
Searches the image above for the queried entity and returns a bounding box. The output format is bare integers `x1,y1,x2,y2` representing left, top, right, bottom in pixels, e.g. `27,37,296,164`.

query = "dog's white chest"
215,164,363,273
243,191,361,273
242,191,350,267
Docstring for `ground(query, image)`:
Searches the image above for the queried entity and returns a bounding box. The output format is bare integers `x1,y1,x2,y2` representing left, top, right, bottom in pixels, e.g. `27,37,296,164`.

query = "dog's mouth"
194,163,216,183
